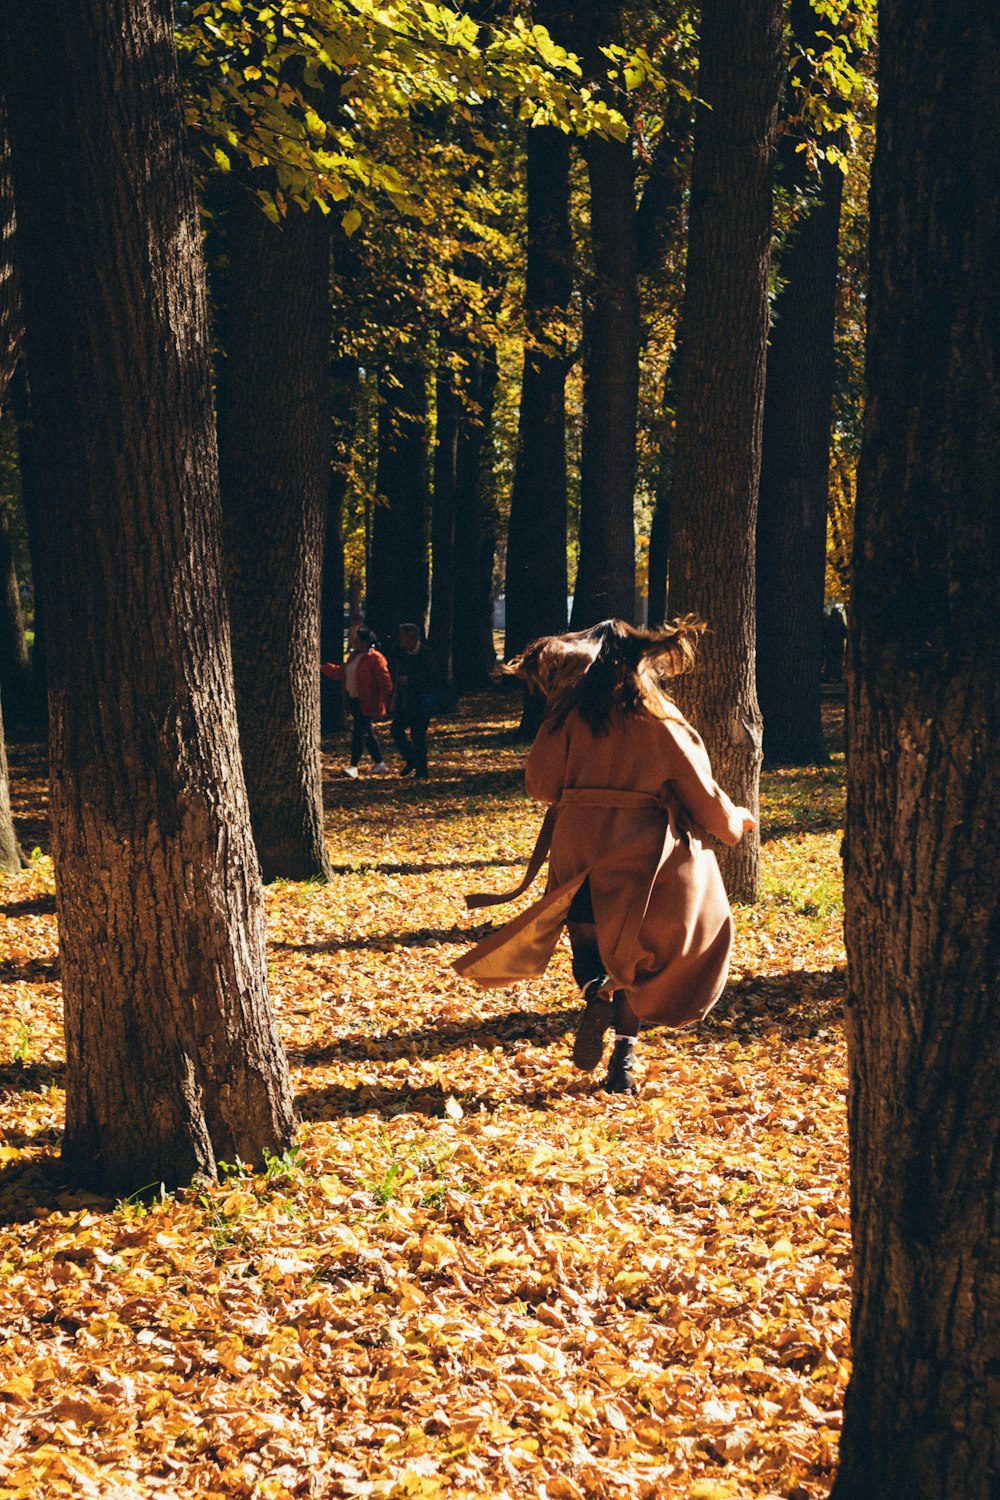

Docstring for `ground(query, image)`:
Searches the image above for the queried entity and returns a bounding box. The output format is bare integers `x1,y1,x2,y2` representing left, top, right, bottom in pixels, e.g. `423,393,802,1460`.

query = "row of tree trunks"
756,0,845,766
218,183,332,883
0,0,294,1192
834,0,1000,1493
669,0,784,903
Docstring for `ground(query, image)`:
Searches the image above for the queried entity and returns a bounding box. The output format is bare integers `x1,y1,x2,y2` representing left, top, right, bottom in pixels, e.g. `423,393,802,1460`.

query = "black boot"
604,1036,638,1094
572,979,614,1071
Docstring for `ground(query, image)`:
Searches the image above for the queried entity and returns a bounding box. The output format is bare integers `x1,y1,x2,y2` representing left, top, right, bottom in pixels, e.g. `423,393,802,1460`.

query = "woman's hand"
734,807,757,836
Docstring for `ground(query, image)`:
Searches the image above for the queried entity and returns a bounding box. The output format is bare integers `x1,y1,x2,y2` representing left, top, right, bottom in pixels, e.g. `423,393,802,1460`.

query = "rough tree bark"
668,0,784,902
756,0,845,765
504,119,572,661
367,357,430,643
832,4,1000,1496
218,184,331,882
571,4,639,629
0,0,295,1192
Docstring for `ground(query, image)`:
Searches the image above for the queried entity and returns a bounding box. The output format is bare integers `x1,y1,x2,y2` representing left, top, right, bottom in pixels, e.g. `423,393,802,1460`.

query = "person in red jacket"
321,628,393,778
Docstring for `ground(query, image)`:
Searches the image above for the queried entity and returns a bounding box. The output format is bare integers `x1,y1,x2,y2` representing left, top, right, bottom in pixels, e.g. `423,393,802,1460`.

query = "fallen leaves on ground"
0,693,850,1500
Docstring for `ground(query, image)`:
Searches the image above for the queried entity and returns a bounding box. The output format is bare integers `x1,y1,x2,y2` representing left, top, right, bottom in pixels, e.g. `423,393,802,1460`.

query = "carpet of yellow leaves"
0,694,849,1500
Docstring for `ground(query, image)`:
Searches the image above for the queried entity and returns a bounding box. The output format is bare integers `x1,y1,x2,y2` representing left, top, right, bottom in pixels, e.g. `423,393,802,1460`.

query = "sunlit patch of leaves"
0,693,849,1499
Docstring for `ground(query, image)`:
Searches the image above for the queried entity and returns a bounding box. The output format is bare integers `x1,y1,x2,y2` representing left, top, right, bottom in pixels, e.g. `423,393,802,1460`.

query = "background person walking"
321,628,393,778
391,623,438,779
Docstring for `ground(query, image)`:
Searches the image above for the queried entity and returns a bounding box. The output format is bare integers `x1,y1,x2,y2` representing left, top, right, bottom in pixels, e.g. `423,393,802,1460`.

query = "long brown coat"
453,705,746,1026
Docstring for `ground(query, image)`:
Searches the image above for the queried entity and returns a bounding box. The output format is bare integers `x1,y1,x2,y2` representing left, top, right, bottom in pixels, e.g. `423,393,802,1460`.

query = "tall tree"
756,0,847,765
6,362,45,726
668,0,784,902
0,0,295,1192
0,685,23,872
320,352,360,733
504,28,573,662
367,355,430,643
430,337,462,685
218,183,332,882
0,94,18,398
833,2,1000,1495
452,346,499,693
0,492,28,722
571,3,640,629
0,116,22,869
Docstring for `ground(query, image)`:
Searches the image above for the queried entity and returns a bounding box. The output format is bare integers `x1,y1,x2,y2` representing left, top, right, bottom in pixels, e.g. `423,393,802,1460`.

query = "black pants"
349,698,384,767
392,709,430,775
566,879,640,1037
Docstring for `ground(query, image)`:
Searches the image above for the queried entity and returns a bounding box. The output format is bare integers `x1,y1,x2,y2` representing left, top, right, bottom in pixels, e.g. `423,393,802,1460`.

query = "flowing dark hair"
506,617,705,733
355,626,378,650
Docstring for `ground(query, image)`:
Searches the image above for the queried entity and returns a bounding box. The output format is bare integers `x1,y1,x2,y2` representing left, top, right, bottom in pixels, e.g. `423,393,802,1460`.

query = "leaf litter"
0,694,849,1500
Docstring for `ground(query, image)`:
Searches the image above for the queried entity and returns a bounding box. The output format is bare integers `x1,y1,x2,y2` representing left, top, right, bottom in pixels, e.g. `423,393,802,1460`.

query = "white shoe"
342,765,359,779
372,761,389,774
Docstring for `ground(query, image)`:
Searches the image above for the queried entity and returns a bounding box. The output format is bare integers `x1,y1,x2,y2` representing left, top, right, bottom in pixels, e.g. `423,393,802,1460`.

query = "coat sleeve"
660,717,746,845
320,662,346,683
525,721,569,805
373,654,393,703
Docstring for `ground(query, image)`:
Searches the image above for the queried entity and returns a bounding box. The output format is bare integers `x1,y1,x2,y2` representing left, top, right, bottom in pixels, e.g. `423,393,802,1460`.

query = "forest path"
0,692,848,1500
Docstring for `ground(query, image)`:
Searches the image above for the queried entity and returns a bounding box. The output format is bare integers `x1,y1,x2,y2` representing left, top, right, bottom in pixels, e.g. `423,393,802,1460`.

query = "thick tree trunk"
571,121,640,628
505,122,572,660
0,687,23,871
0,0,294,1192
453,347,498,694
368,357,430,643
833,5,1000,1496
218,185,331,882
320,356,359,733
430,342,461,685
668,0,783,902
756,0,844,766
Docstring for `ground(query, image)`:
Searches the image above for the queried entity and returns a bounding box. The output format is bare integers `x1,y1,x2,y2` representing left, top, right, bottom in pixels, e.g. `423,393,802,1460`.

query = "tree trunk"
756,0,845,766
368,357,430,643
7,361,45,727
320,355,359,733
833,4,1000,1496
0,95,20,400
0,0,295,1193
430,341,461,685
571,113,640,628
218,184,331,882
668,0,784,902
0,495,28,723
0,688,23,871
505,121,572,660
453,347,498,694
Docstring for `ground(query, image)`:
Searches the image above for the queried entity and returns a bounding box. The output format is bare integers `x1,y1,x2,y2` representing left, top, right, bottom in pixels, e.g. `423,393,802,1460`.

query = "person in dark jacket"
391,623,437,778
321,627,393,778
